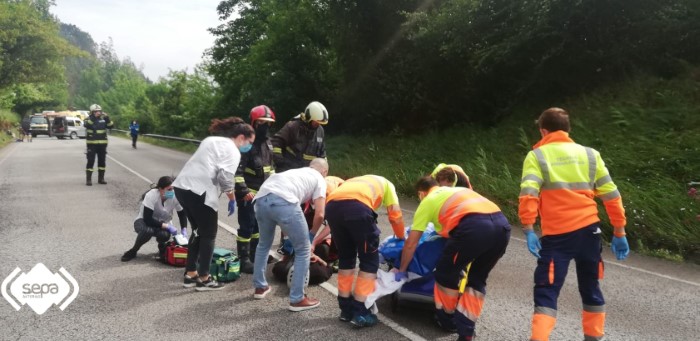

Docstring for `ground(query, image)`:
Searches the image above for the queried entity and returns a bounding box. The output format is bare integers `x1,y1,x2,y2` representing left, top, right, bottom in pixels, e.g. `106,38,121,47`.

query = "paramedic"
326,175,406,327
398,176,510,341
519,107,629,341
121,176,187,261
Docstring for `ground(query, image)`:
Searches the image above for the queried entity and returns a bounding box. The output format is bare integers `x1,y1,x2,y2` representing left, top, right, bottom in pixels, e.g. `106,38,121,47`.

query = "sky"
51,0,225,81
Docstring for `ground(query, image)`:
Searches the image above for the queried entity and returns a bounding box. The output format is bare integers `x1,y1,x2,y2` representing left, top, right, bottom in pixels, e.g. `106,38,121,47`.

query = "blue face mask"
239,143,253,153
164,190,175,199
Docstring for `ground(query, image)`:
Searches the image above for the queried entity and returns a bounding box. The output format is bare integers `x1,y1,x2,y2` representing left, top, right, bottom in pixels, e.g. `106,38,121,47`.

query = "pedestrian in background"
129,120,140,149
85,103,113,186
519,107,629,341
252,158,328,312
173,117,255,291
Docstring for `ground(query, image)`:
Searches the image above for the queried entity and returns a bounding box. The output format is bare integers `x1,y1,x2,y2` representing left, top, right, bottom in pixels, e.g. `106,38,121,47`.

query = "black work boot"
338,296,354,322
238,241,254,274
98,170,107,184
86,171,93,186
121,249,137,262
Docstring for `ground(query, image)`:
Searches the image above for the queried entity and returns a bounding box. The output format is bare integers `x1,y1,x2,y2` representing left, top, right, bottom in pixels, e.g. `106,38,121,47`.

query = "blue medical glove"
181,227,188,239
228,199,236,216
611,236,630,260
524,229,541,258
394,271,408,282
165,224,177,235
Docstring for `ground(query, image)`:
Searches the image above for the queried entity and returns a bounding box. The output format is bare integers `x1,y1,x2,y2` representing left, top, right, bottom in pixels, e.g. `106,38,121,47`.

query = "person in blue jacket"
129,120,140,149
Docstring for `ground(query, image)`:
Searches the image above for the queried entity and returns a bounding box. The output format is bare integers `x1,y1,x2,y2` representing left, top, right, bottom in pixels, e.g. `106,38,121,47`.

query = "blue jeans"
253,194,310,303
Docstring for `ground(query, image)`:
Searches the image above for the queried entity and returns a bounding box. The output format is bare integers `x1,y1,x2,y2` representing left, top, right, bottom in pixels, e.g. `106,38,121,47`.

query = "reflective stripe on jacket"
234,137,274,200
85,114,113,144
327,175,405,238
518,131,626,236
412,187,501,238
271,119,326,172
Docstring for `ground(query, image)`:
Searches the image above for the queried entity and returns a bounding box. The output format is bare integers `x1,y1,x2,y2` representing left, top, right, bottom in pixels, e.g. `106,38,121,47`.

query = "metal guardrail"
111,129,201,144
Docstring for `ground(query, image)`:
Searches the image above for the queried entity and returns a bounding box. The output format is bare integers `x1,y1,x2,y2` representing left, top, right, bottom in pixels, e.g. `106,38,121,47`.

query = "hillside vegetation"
1,1,698,260
327,75,700,261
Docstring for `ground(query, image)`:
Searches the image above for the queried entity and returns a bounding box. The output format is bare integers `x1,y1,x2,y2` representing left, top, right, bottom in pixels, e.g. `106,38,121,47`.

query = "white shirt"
135,189,183,224
255,167,326,204
173,136,241,210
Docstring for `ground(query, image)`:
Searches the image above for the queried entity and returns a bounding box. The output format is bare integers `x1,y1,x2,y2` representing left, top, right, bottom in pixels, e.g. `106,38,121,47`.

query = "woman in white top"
121,176,187,262
173,117,255,291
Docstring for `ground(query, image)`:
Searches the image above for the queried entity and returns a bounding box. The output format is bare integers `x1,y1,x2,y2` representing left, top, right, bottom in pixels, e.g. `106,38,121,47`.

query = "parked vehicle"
29,114,51,137
51,116,86,139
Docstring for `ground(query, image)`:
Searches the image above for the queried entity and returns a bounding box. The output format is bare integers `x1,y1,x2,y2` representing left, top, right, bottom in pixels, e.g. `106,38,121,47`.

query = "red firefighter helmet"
250,105,276,123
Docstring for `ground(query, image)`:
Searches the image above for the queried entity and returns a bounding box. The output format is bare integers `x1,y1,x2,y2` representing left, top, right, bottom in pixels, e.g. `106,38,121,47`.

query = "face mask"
239,143,253,153
164,190,175,199
255,123,269,138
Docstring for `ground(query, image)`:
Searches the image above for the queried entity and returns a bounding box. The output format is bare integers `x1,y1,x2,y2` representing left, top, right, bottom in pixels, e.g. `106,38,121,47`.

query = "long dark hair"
139,176,174,201
209,117,254,138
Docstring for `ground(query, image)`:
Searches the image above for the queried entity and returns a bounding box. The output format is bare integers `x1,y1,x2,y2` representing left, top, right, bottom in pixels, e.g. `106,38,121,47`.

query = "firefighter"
85,104,114,186
272,101,329,252
519,107,629,341
271,101,328,173
397,176,510,341
325,175,406,327
431,163,472,189
235,105,276,274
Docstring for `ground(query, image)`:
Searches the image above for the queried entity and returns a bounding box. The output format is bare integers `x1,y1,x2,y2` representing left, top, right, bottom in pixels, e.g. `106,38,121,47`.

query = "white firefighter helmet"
302,101,328,125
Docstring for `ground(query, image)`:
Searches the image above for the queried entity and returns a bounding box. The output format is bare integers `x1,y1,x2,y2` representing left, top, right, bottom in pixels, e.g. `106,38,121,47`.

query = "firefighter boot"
86,171,93,186
238,241,254,274
98,170,107,184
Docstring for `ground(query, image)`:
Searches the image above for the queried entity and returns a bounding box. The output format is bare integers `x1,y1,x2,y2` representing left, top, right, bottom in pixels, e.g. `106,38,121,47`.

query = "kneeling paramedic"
325,175,406,327
398,176,510,341
122,176,187,261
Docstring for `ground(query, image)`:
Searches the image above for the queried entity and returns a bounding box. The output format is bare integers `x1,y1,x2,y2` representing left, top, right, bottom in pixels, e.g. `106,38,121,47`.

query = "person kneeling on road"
122,176,187,262
325,174,406,327
397,176,511,341
252,158,328,312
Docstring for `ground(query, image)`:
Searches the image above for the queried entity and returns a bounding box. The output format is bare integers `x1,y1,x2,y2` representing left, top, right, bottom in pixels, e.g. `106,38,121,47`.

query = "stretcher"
379,227,468,312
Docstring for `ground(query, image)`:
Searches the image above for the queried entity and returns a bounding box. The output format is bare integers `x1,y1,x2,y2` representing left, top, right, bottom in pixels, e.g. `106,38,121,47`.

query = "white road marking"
111,153,426,340
109,154,237,236
0,143,17,168
110,151,697,339
403,208,700,287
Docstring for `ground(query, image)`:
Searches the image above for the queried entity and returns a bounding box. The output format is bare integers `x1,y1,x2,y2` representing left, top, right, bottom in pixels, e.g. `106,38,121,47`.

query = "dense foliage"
208,0,700,133
1,0,698,260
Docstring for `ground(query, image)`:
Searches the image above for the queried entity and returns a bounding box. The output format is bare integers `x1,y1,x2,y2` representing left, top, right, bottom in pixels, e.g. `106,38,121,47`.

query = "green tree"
0,0,79,90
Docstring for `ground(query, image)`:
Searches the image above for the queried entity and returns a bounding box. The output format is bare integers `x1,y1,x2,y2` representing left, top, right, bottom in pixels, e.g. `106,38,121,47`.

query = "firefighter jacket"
271,119,326,172
327,175,405,239
518,131,627,236
234,135,275,201
85,114,113,145
412,186,501,238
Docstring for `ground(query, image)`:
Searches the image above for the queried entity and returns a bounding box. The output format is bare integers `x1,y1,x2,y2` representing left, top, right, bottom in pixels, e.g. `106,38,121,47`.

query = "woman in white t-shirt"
173,117,255,291
121,176,187,262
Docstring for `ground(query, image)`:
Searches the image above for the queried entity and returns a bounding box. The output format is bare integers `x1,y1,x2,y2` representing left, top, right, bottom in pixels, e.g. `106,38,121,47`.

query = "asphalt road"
0,136,698,341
